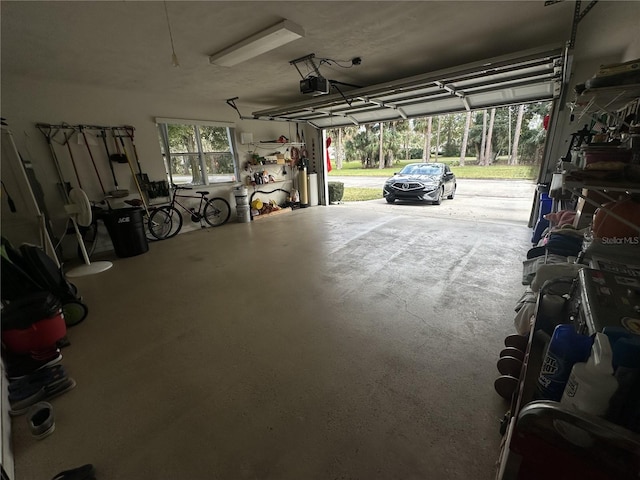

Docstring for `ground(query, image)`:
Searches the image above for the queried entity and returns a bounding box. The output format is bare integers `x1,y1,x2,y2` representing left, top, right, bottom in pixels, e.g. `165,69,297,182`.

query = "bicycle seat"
196,191,208,196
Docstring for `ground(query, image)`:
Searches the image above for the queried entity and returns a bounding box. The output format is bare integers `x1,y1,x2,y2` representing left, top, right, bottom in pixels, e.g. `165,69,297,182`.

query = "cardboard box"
573,189,614,229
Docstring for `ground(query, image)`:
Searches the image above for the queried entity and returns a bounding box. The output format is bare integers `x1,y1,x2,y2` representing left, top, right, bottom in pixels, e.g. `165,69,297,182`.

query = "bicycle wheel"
148,206,182,239
76,222,98,261
203,198,231,227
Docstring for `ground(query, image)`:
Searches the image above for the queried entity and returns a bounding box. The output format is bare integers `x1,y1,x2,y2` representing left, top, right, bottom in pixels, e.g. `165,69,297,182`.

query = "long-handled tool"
124,126,150,189
109,128,127,163
63,129,82,189
79,126,107,196
101,129,129,198
37,124,70,202
115,129,150,216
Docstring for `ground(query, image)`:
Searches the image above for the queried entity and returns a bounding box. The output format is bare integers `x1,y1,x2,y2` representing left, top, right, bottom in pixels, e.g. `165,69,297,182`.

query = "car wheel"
385,196,396,204
433,187,443,205
447,184,456,200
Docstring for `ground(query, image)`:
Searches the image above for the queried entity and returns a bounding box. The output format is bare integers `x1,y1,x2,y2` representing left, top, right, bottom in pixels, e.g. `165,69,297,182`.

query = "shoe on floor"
51,463,96,480
9,365,68,396
10,377,76,416
6,349,63,380
27,401,55,439
9,387,46,416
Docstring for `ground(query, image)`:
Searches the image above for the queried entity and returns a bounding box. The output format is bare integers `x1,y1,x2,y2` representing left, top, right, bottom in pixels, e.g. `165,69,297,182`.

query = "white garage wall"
1,74,319,255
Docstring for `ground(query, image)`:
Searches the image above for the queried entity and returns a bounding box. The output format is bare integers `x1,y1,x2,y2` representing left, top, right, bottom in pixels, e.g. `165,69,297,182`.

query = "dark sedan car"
383,162,456,204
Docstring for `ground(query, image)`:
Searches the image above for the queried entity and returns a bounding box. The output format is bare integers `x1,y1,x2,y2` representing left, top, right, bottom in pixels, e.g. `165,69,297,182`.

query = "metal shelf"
561,174,640,234
568,83,640,122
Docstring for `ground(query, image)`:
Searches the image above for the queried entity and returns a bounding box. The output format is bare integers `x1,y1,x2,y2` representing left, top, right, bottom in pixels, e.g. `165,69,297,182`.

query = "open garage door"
252,46,566,128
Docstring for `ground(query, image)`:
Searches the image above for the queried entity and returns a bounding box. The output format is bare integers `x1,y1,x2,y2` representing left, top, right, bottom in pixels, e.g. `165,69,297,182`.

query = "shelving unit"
241,141,304,189
496,71,640,479
562,175,640,221
559,76,640,232
496,283,640,479
568,83,640,123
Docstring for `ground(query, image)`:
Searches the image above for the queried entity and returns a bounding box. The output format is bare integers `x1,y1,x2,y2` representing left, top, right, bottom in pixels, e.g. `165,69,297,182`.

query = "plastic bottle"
561,333,619,416
536,324,592,401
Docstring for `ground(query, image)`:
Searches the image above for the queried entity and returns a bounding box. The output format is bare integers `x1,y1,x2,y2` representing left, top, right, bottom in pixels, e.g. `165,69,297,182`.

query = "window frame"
155,117,239,186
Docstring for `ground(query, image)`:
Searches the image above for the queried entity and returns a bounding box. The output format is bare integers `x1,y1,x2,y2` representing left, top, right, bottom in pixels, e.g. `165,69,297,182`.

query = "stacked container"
234,185,250,223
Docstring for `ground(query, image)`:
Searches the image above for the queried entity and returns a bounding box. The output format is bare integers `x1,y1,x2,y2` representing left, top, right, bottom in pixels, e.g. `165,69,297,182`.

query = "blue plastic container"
536,324,592,401
531,192,553,244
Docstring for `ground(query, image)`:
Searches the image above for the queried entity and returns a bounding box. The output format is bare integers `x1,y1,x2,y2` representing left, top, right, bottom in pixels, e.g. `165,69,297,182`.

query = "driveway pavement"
329,176,536,199
329,176,538,227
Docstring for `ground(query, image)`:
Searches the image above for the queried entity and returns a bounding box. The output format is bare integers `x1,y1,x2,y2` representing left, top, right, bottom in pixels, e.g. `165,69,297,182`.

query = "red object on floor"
2,311,67,355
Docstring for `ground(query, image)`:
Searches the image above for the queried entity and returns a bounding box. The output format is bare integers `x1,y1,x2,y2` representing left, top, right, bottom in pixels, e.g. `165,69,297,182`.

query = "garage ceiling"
1,1,638,117
252,46,565,128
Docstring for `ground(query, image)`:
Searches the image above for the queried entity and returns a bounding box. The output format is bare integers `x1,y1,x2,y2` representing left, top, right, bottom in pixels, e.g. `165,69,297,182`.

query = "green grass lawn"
329,158,538,180
342,187,383,202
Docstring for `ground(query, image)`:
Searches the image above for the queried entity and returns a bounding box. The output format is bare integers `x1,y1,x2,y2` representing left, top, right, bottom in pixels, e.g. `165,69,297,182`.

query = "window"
156,118,239,185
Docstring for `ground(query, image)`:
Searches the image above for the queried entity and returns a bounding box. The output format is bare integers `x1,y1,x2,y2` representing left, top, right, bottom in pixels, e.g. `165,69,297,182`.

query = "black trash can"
103,207,149,258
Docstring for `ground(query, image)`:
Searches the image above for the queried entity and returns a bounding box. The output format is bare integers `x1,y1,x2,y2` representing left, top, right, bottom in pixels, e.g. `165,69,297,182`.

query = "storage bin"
103,207,148,258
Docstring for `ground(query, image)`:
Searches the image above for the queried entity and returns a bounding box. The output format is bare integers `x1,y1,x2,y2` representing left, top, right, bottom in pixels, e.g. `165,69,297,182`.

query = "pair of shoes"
51,464,96,480
10,365,67,398
5,349,63,380
27,401,55,439
10,375,76,416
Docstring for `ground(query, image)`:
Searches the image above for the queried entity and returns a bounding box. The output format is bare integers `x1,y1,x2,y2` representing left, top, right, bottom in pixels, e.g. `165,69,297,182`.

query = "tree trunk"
336,128,343,169
510,104,525,165
484,108,496,165
479,110,487,165
423,117,432,162
460,110,472,167
435,116,442,161
378,122,385,169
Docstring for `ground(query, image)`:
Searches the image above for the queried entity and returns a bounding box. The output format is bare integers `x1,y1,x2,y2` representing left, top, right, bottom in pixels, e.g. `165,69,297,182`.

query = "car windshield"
399,164,443,176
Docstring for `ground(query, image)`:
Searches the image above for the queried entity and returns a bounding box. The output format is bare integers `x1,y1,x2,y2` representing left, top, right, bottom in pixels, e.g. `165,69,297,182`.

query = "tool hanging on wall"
62,129,83,189
124,126,150,190
101,129,129,198
115,129,150,216
109,129,128,163
79,126,107,196
37,124,70,202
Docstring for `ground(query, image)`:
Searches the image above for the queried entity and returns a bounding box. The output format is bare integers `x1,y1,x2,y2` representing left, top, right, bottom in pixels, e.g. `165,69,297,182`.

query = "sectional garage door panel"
252,46,565,128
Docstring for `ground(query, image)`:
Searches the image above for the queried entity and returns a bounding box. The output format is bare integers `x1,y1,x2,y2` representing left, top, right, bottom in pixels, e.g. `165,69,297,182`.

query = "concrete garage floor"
12,193,534,480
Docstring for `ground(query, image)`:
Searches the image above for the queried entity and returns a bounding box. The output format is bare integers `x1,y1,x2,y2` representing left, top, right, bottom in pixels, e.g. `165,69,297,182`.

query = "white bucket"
234,185,248,206
237,205,251,223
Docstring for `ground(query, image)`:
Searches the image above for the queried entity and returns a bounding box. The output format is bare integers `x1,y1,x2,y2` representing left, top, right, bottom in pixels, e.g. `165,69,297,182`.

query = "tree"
460,110,472,167
337,128,344,169
434,116,442,161
484,108,496,165
479,110,487,164
412,117,431,162
378,122,385,169
345,125,378,167
510,104,525,165
167,124,203,183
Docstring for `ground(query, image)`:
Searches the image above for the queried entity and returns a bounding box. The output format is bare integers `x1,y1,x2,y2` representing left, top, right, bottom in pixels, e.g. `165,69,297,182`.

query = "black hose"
248,188,291,220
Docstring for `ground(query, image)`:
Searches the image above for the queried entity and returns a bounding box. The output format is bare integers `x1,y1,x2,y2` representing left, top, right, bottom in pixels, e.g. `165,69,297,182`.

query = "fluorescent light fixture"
209,20,304,67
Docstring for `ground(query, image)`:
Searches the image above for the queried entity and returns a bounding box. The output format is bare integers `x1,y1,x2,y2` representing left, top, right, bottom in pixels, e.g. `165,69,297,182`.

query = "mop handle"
80,128,106,194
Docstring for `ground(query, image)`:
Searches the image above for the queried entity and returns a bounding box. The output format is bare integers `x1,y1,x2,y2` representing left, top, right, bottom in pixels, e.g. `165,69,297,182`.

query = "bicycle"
147,185,231,240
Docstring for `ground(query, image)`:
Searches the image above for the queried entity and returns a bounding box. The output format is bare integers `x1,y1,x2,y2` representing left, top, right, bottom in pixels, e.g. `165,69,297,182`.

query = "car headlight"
423,184,436,192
